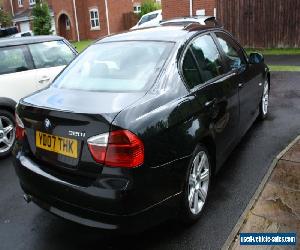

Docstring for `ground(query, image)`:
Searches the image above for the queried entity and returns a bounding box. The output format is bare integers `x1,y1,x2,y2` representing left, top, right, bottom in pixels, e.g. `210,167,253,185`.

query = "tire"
259,79,270,120
179,144,212,224
0,109,15,158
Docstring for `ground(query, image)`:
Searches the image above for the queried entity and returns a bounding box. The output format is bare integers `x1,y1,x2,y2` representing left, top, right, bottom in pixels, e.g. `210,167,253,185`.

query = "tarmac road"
265,55,300,66
1,72,300,250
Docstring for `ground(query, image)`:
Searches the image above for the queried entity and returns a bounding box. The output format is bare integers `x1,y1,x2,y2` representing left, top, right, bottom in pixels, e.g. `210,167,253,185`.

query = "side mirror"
249,52,264,64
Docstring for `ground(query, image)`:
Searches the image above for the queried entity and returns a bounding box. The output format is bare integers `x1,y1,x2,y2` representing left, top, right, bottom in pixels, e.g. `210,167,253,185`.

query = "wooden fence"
217,0,300,48
123,12,139,30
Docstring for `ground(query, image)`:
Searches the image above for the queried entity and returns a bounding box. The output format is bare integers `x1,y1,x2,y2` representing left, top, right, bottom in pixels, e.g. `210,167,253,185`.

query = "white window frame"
29,0,36,6
133,4,141,14
89,8,100,30
196,9,206,16
18,0,23,7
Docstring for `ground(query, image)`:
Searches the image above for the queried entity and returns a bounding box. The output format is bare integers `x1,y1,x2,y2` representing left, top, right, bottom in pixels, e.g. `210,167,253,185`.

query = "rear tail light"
87,130,144,168
15,113,25,140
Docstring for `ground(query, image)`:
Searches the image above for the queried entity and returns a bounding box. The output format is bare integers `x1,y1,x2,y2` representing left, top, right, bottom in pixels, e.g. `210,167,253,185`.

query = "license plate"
36,131,78,159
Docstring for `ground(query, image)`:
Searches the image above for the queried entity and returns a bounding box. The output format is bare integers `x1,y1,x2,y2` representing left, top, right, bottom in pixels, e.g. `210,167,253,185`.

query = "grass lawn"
245,48,300,56
269,65,300,72
71,40,94,53
71,41,300,56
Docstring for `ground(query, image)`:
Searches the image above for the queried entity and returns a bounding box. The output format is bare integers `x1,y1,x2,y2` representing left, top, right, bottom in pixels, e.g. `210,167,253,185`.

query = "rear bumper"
13,154,181,233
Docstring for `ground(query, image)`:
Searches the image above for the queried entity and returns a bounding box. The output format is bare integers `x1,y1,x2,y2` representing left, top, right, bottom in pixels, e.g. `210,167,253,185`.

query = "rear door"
0,45,36,102
27,40,76,90
181,33,240,167
214,32,262,137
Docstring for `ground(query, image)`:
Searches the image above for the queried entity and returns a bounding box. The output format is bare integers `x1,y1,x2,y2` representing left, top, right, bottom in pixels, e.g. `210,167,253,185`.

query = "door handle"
39,76,50,84
205,98,217,108
238,83,244,88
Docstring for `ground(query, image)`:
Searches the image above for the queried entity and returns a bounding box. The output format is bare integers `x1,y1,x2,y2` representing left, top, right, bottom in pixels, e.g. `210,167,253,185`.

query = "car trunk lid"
18,87,145,173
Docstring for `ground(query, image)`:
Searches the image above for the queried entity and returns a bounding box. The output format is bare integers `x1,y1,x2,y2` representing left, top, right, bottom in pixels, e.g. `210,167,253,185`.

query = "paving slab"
226,137,300,250
281,140,300,163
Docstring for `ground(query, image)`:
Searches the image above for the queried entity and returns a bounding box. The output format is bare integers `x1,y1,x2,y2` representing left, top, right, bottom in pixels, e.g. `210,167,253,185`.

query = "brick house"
132,0,161,14
161,0,216,19
3,0,135,41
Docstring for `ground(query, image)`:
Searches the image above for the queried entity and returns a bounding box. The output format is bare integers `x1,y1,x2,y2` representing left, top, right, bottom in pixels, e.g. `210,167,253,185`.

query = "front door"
181,33,240,167
0,45,36,102
26,40,76,90
214,32,263,137
20,21,30,32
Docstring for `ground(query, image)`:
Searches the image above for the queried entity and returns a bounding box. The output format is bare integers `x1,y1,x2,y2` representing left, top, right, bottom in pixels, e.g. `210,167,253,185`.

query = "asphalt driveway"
1,72,300,250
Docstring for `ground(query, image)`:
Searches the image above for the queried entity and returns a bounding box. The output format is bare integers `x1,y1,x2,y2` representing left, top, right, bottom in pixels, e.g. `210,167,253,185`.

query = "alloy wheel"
0,116,15,154
188,151,210,215
262,81,269,116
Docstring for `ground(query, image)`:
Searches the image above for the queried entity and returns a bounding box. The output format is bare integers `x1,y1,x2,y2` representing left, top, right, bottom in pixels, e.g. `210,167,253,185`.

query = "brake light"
15,113,25,140
87,130,144,168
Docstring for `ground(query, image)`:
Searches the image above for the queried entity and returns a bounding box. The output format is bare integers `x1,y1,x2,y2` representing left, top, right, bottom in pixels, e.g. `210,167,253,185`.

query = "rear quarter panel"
111,58,210,208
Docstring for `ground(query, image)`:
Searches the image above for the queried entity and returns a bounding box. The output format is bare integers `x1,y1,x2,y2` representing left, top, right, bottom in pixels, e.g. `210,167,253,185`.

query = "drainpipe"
72,0,80,41
104,0,110,35
10,0,14,17
189,0,193,17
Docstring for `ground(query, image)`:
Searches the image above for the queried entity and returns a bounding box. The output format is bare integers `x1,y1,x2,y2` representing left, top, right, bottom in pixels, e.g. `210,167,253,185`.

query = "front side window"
0,46,31,75
18,0,23,7
52,41,173,92
215,32,246,71
189,34,224,85
29,0,35,6
90,9,100,30
28,41,75,69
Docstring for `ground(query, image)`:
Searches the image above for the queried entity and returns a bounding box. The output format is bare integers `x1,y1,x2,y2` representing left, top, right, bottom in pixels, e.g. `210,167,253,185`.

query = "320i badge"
13,16,270,233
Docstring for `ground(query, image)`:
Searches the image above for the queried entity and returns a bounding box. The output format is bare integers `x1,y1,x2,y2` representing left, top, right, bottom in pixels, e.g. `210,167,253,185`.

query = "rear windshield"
52,41,173,92
139,13,159,25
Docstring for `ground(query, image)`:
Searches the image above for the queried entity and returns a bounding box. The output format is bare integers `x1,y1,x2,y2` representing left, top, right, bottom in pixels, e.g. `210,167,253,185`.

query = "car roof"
98,24,220,43
161,16,218,26
0,35,65,48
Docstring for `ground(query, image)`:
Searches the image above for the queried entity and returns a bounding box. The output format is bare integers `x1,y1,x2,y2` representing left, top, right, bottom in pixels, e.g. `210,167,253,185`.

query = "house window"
89,9,100,30
29,0,36,6
66,17,70,30
18,0,23,7
196,9,206,16
133,4,141,14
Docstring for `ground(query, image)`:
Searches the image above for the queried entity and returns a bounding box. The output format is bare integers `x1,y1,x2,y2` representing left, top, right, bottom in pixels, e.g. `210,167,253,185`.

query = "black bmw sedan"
13,18,270,232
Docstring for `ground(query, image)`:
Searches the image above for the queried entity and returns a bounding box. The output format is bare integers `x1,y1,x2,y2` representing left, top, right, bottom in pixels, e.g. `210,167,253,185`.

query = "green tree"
139,0,161,18
32,0,52,35
0,9,12,27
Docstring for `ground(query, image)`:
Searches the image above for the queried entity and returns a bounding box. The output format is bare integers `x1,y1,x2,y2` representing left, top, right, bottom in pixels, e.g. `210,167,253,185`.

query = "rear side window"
190,34,224,84
28,40,75,69
139,13,158,25
0,46,31,75
215,32,246,71
182,49,202,88
53,41,173,92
